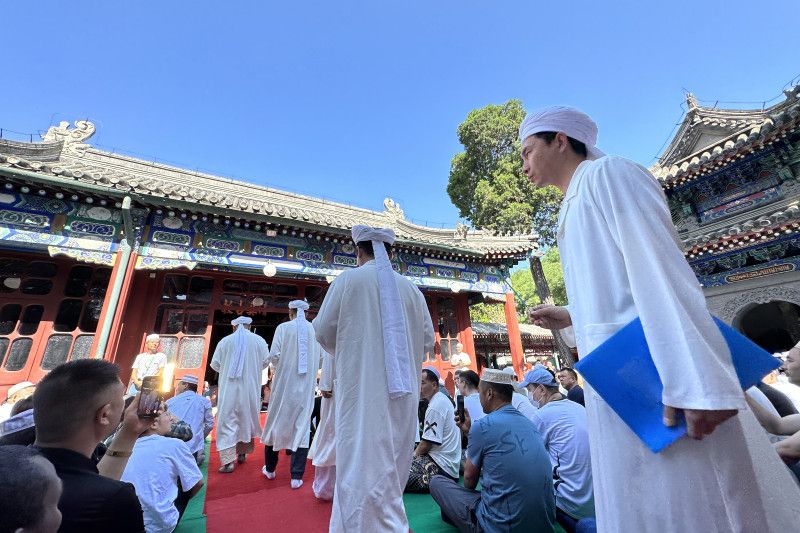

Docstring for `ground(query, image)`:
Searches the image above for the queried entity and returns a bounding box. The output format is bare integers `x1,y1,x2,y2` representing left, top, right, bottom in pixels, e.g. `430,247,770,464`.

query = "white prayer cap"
288,300,310,311
351,224,412,400
145,333,160,343
231,316,253,326
180,375,199,385
289,300,310,375
351,225,396,245
422,366,440,381
7,381,34,398
481,369,516,386
519,106,605,160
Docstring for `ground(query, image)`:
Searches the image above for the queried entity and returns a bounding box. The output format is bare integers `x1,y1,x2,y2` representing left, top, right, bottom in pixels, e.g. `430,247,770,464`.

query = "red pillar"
504,292,524,380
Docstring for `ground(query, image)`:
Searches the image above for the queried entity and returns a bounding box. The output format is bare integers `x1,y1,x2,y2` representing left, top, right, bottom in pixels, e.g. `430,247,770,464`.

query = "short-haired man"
34,359,148,532
166,375,214,465
0,445,63,533
456,369,484,422
430,369,556,532
557,367,585,406
128,334,167,396
522,365,594,532
406,368,461,492
121,411,204,532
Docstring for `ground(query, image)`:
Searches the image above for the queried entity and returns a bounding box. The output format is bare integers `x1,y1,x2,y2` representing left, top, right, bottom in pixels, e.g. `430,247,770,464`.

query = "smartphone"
137,376,163,418
456,395,465,422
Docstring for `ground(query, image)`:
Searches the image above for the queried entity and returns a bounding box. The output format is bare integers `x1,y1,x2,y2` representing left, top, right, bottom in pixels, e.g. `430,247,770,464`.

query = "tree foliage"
510,247,567,310
447,99,562,245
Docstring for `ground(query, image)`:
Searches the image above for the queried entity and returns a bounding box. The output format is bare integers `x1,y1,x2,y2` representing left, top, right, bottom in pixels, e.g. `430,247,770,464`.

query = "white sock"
262,466,276,480
291,479,303,489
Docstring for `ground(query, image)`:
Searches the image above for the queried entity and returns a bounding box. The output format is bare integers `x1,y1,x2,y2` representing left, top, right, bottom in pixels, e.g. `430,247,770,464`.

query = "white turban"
519,106,605,160
228,316,253,379
289,300,310,375
351,224,413,399
145,333,160,343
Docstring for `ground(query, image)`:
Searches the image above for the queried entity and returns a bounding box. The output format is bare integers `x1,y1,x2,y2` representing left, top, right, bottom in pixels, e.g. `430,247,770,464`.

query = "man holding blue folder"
522,106,800,531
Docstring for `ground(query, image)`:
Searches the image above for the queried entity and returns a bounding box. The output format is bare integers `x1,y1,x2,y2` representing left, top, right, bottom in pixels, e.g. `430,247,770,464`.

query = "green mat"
403,488,567,533
174,441,210,533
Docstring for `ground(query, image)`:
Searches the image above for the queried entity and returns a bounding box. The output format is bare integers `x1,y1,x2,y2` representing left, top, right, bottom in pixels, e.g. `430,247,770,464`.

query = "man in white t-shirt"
521,365,594,532
503,366,539,422
450,343,472,370
457,370,485,422
406,367,461,492
166,375,214,465
121,411,204,533
128,334,168,396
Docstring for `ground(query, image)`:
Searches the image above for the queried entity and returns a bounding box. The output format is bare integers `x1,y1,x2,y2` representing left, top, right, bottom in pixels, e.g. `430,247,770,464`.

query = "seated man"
0,381,35,422
121,411,204,532
166,375,214,465
430,368,556,532
0,445,63,533
406,368,461,492
523,365,595,532
457,369,484,422
33,359,148,532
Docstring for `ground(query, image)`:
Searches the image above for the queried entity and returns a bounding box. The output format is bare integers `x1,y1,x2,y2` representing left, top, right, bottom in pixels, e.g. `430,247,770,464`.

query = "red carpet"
205,416,332,532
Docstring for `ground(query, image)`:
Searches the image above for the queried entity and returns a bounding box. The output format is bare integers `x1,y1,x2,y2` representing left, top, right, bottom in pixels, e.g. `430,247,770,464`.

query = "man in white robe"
210,316,270,473
309,348,336,500
524,106,800,531
261,300,322,489
314,225,435,533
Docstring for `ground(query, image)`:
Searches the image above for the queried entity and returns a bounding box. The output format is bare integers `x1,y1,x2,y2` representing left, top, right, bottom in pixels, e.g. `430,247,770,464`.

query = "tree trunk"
529,255,575,367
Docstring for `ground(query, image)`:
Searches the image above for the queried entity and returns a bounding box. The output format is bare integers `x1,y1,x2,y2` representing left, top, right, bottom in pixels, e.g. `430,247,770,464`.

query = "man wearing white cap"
210,316,270,473
0,381,35,423
314,225,434,532
261,300,322,489
430,368,555,532
166,375,214,465
501,366,538,421
127,333,167,396
523,106,800,530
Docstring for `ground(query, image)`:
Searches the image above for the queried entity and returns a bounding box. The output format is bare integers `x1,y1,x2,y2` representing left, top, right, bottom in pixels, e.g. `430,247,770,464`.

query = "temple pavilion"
654,83,800,351
0,121,539,395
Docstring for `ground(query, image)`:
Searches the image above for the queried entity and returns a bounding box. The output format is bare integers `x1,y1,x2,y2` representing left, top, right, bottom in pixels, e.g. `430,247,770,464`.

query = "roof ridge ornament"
383,197,405,220
685,92,699,111
42,120,96,155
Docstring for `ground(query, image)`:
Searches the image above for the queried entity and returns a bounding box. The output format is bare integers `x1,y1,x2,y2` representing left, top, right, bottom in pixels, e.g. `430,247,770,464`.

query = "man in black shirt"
34,359,149,533
557,367,585,406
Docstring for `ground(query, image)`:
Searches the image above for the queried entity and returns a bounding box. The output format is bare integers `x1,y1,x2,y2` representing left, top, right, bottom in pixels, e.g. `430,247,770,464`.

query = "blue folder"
574,316,780,453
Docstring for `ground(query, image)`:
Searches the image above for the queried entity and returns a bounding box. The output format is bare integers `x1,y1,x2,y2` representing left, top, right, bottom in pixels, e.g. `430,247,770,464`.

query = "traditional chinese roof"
0,121,538,261
652,85,800,189
471,322,553,340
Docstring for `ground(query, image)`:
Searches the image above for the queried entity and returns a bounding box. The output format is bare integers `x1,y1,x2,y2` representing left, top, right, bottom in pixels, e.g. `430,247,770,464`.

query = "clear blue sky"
3,1,798,227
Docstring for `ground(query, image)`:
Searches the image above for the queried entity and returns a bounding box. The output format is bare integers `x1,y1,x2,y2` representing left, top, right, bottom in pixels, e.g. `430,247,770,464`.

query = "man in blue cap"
521,365,594,532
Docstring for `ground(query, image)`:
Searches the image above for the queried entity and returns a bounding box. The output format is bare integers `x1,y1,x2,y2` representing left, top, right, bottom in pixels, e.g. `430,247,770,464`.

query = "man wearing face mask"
522,365,594,533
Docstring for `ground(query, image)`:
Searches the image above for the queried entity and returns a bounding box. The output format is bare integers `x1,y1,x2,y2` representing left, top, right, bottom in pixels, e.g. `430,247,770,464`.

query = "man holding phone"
128,334,167,396
405,367,461,493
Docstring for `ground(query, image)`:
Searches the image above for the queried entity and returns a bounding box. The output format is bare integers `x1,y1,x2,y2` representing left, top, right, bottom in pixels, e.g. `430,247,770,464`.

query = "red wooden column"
455,293,477,372
503,292,525,379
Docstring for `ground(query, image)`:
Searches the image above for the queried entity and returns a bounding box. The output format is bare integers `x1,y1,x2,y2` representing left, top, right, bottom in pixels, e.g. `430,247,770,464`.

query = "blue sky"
3,1,798,227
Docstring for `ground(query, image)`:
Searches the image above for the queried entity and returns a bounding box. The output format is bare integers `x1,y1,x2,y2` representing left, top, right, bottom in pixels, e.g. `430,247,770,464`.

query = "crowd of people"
4,105,800,533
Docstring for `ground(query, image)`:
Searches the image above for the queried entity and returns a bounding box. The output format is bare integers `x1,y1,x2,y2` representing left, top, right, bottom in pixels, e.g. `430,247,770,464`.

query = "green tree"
448,100,574,363
510,247,566,310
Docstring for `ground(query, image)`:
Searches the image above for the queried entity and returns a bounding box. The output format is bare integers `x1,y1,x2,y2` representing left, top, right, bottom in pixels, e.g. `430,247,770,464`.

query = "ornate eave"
652,85,800,189
0,121,538,261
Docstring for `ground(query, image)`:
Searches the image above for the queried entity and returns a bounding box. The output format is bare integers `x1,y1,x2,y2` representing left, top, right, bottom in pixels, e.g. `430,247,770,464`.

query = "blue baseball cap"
520,364,558,388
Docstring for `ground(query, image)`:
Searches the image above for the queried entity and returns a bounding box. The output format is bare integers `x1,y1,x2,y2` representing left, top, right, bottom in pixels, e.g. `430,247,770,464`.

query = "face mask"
527,389,540,408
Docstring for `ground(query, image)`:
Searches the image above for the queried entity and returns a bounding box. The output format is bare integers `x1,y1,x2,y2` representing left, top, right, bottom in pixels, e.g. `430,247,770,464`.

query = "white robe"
210,329,269,452
313,260,435,533
261,319,321,451
309,349,336,466
558,156,800,532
